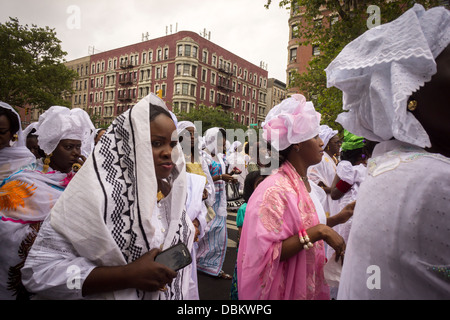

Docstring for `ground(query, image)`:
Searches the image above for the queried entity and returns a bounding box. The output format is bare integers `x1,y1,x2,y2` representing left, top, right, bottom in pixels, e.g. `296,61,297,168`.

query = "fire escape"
117,59,136,114
216,62,233,109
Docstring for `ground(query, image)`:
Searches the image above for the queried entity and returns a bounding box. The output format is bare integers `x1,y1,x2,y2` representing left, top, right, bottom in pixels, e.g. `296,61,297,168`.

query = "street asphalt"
197,210,239,300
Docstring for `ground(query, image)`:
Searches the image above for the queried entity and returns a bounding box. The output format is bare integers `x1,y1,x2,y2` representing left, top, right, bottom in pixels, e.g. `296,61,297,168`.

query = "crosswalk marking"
228,238,237,248
226,221,238,230
227,211,238,247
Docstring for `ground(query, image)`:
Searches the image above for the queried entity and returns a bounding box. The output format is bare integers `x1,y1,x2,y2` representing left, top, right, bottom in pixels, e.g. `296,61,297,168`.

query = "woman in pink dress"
237,94,353,300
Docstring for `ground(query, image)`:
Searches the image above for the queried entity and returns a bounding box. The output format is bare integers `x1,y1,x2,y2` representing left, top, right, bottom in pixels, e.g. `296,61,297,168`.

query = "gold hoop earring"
11,134,18,142
43,153,52,173
72,163,82,172
407,100,418,111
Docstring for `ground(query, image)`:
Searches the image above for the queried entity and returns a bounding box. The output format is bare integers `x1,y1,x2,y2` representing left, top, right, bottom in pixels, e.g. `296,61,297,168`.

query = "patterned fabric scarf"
50,93,194,300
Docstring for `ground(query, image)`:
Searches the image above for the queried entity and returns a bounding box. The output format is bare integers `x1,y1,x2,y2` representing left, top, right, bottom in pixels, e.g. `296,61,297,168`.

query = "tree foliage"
0,17,77,110
265,0,441,131
175,104,248,134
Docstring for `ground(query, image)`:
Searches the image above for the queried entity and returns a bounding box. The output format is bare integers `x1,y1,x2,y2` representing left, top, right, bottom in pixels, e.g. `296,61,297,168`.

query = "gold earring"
11,134,18,142
43,153,52,173
407,100,418,111
72,163,82,172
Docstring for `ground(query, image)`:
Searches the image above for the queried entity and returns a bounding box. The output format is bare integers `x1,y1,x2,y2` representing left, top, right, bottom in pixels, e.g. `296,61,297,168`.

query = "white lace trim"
368,145,450,177
326,4,450,148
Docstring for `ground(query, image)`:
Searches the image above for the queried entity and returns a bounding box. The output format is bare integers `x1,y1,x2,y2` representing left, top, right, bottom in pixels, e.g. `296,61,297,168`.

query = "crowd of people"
0,4,448,300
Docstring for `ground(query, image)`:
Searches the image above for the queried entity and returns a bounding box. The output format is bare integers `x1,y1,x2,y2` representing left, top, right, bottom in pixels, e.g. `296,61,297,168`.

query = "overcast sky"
1,0,290,82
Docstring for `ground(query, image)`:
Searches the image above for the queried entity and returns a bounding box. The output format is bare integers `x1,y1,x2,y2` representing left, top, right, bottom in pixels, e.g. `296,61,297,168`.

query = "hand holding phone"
154,242,192,272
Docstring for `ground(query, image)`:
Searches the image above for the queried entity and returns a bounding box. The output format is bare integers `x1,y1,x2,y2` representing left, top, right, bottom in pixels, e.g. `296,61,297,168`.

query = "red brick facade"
67,31,268,128
287,5,333,96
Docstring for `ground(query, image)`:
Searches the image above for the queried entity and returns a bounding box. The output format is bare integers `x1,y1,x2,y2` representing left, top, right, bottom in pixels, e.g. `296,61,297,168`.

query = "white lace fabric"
326,4,450,148
35,106,94,155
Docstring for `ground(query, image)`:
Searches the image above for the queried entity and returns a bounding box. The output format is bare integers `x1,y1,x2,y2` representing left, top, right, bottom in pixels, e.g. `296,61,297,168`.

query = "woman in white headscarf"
0,102,35,181
0,105,93,300
23,122,45,159
326,4,450,299
196,127,235,279
227,140,247,195
177,120,213,299
22,94,195,300
177,121,215,208
308,125,341,219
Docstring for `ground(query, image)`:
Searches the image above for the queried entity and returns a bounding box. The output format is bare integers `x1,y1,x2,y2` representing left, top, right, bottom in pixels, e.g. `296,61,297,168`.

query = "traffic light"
157,89,163,98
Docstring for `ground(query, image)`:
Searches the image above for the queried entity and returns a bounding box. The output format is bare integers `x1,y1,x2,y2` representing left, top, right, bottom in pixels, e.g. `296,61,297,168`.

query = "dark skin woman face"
325,135,341,158
50,139,82,173
297,135,325,167
26,135,42,159
409,44,450,157
0,115,13,150
150,113,178,180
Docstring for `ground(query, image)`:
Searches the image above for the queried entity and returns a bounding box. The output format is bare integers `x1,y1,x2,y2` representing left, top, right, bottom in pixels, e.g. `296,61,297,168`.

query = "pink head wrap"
262,94,321,151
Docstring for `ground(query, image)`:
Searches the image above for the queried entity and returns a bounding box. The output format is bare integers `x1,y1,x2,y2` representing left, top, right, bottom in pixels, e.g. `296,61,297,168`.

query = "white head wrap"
199,136,205,150
262,94,321,151
177,120,196,134
0,101,27,148
169,110,178,128
22,122,39,138
35,106,95,155
229,141,242,153
204,127,226,155
0,101,35,180
70,107,96,157
177,120,197,156
326,4,450,148
319,125,338,149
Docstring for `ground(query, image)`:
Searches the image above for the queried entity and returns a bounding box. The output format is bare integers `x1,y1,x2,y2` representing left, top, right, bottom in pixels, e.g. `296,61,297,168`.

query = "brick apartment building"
286,1,449,96
267,78,287,112
286,2,334,96
66,30,271,128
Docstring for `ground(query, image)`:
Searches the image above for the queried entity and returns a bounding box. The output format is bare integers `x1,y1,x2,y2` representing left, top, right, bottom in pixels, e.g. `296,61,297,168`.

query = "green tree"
175,104,248,134
0,17,77,110
265,0,441,130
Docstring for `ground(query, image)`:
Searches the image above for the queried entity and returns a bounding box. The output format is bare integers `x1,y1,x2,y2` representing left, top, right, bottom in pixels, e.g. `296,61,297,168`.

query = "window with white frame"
164,48,169,59
200,87,206,100
184,45,191,57
313,45,320,56
157,49,162,61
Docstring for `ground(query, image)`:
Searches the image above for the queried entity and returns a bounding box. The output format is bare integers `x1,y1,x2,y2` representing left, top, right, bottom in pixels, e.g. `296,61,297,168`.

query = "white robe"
185,172,208,300
308,152,340,217
227,151,247,193
22,94,195,300
338,140,450,299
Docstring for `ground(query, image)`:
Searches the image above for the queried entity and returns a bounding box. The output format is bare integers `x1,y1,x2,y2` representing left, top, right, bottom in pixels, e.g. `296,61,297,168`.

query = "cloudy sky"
1,0,290,82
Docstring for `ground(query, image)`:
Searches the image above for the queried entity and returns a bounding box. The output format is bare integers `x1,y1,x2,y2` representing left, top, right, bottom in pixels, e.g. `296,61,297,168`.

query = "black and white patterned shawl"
50,94,193,300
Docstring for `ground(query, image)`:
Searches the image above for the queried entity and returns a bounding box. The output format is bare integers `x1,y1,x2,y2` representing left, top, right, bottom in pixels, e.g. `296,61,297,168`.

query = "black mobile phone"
154,242,192,271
